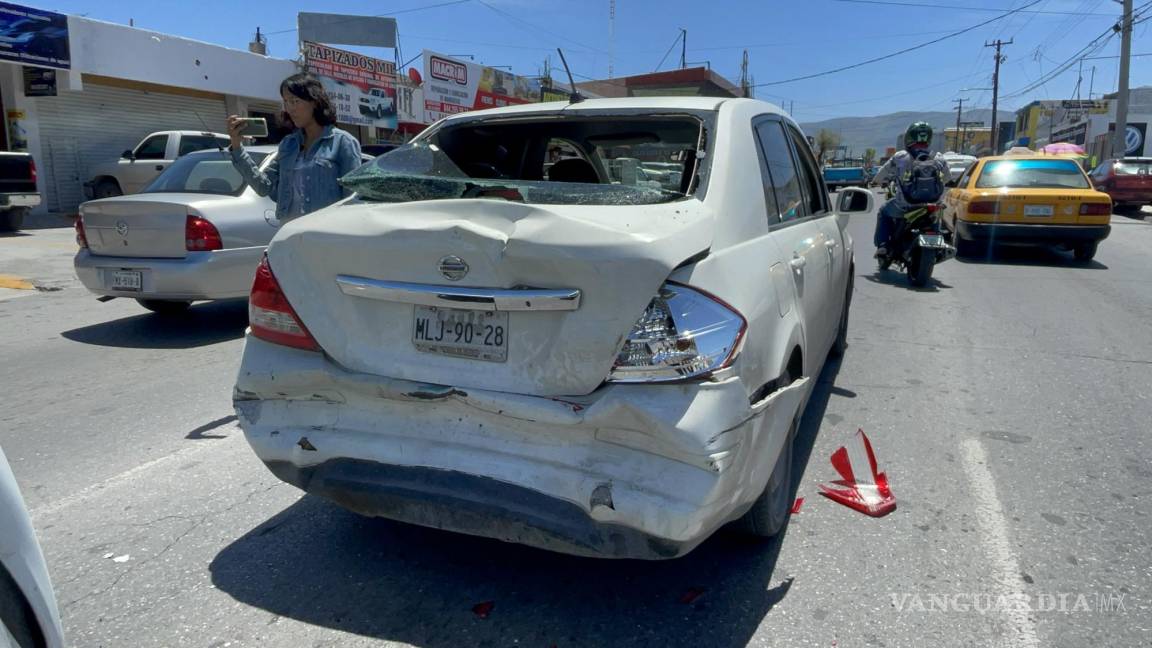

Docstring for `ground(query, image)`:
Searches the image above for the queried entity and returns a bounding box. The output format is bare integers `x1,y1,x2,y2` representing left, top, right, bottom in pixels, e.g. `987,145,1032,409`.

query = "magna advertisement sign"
422,50,540,123
0,2,70,69
304,41,398,130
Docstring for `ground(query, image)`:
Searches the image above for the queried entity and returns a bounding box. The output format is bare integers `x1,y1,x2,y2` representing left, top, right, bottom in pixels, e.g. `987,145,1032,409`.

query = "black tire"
137,299,192,315
94,179,122,199
0,208,26,232
1073,241,1098,263
830,272,852,357
0,563,42,648
908,249,934,287
738,422,795,538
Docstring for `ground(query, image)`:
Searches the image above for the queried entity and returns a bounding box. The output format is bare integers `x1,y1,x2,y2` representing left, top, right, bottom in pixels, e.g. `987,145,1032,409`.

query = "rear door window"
134,135,170,160
785,125,828,215
754,120,807,223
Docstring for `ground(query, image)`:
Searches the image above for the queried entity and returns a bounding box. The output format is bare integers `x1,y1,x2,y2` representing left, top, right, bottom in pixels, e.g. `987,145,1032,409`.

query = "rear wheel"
738,421,795,538
94,179,122,199
1073,241,1098,263
137,299,192,315
0,564,42,648
908,249,935,287
0,208,26,232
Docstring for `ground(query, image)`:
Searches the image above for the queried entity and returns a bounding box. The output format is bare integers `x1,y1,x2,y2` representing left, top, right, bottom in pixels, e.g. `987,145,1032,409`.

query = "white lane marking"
960,438,1041,648
29,431,240,521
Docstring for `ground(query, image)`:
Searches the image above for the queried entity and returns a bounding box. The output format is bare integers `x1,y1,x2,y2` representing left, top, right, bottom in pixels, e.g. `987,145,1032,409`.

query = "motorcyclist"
871,122,949,258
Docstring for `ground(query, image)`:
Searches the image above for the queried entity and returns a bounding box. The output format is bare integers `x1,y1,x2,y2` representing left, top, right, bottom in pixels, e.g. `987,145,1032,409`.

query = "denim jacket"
230,125,362,220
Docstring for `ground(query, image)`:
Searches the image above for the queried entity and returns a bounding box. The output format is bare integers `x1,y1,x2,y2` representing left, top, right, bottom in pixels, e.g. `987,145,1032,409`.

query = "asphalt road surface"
2,202,1150,647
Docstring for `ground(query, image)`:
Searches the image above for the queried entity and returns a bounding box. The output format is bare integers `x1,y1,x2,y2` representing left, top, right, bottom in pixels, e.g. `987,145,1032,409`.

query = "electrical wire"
475,0,607,54
265,0,474,36
752,0,1044,87
831,0,1113,15
653,32,683,72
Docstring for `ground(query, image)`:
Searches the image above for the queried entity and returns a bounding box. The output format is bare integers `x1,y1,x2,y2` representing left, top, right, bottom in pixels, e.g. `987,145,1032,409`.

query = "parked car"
0,446,65,648
0,151,40,231
1088,157,1152,214
232,97,872,559
74,146,278,314
358,87,395,120
943,154,1112,261
84,130,231,199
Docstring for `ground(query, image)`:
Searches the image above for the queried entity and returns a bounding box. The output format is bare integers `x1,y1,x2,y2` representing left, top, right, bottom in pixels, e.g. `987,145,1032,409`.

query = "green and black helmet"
904,121,933,148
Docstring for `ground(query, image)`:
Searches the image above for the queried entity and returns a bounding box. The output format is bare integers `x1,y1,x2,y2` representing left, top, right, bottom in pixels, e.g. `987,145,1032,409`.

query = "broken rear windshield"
340,115,707,206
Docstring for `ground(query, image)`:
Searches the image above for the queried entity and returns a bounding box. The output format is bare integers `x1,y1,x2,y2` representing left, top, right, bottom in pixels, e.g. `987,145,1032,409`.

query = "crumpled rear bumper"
233,335,808,559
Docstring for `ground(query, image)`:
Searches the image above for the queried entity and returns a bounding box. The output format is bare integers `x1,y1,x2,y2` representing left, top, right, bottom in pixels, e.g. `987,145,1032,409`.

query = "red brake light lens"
29,158,37,185
249,257,319,351
1080,202,1112,216
968,200,1000,215
186,215,222,251
75,215,88,248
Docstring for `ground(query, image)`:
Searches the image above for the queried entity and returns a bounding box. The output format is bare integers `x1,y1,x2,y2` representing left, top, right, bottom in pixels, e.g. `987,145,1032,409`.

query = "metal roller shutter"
36,81,228,213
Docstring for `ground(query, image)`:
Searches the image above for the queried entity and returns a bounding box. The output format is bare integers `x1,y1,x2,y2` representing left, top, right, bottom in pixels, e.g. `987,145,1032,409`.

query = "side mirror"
837,187,874,214
121,150,135,160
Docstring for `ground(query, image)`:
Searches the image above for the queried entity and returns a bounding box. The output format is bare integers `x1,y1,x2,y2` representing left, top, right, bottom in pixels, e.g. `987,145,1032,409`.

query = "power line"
653,31,683,71
265,0,473,36
476,0,607,55
832,0,1113,15
752,0,1044,87
1000,26,1116,98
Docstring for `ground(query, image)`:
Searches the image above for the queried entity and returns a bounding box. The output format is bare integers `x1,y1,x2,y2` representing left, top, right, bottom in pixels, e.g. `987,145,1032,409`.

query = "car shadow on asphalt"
862,270,951,292
207,358,846,647
60,299,248,349
955,245,1108,269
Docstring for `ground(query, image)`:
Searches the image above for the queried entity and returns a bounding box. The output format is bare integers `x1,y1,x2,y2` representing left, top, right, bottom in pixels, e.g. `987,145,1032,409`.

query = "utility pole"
680,29,687,69
953,98,967,151
1089,65,1097,99
985,38,1012,151
740,50,749,97
1112,0,1133,158
608,0,615,79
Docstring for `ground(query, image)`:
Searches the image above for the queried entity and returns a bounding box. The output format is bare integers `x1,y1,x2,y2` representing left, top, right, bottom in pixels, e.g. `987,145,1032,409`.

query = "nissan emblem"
115,220,129,237
438,255,468,281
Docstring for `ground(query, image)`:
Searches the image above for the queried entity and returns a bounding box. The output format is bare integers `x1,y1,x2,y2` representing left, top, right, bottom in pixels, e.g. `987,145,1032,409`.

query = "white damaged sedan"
233,97,872,559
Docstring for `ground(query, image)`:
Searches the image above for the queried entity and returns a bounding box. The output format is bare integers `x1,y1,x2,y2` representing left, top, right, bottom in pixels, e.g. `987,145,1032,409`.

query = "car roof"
152,130,229,137
979,154,1084,162
437,96,735,123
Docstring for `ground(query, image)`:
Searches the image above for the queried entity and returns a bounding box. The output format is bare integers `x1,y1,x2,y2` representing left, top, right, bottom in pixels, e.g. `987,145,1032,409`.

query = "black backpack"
900,154,945,204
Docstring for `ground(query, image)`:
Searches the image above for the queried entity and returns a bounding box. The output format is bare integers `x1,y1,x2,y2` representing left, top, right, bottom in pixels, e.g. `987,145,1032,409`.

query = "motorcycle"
877,201,956,287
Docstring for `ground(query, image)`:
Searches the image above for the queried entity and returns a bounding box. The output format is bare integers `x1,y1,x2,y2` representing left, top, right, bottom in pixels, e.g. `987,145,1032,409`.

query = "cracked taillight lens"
607,283,746,383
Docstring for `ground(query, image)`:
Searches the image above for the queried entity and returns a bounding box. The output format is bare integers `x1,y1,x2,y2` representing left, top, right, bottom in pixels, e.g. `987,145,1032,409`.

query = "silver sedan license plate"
413,306,509,362
111,270,142,291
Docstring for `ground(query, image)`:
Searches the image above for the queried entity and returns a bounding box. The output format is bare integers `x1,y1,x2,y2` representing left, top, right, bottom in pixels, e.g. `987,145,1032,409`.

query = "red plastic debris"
791,497,805,514
817,429,896,517
679,587,706,604
472,601,495,619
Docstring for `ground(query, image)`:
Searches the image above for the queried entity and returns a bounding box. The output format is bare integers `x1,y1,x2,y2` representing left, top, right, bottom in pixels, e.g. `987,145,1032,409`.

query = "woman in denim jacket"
228,73,362,221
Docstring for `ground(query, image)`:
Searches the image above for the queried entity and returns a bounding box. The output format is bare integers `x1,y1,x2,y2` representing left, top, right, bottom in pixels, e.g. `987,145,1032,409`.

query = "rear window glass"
142,150,268,195
975,159,1090,189
1115,160,1152,175
341,115,707,206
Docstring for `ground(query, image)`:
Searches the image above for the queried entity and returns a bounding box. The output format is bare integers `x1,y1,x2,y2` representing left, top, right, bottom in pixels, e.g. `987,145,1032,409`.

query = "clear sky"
35,0,1152,122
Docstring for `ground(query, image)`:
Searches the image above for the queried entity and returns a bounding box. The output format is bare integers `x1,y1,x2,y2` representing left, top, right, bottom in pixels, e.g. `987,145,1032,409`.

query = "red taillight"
926,204,939,213
29,158,37,185
185,215,222,251
1080,202,1112,216
967,200,1000,215
249,257,319,351
75,215,88,248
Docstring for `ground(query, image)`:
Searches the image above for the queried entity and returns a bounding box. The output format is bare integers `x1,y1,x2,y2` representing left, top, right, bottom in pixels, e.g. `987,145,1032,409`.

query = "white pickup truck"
84,130,230,199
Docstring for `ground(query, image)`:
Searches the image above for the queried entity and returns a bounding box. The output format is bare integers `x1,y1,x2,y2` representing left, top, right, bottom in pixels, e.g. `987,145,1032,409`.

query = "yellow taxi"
943,154,1113,261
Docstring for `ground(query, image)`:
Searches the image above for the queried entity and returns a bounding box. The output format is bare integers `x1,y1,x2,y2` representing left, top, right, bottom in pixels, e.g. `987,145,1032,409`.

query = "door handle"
790,255,807,271
824,240,837,250
155,165,165,171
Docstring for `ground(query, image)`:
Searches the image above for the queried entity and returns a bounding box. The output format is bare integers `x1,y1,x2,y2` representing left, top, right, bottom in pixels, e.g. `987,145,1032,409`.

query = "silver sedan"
74,146,280,314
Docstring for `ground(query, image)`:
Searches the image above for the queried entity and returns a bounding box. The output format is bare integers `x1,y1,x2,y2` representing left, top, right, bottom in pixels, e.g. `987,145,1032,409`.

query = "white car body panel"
233,97,856,558
0,448,64,648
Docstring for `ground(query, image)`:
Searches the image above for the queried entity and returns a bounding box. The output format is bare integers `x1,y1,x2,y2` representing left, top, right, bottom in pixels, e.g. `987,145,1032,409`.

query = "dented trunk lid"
268,198,714,397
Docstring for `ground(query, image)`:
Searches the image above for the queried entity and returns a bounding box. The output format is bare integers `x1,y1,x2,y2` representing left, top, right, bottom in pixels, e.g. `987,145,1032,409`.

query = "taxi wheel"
1073,242,1098,263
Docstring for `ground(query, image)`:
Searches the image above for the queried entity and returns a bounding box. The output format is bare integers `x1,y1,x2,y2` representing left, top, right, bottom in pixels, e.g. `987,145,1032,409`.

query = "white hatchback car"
233,97,871,559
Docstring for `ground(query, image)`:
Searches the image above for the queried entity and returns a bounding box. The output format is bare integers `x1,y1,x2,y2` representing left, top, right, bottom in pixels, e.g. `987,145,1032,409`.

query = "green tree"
816,129,841,164
864,148,877,165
